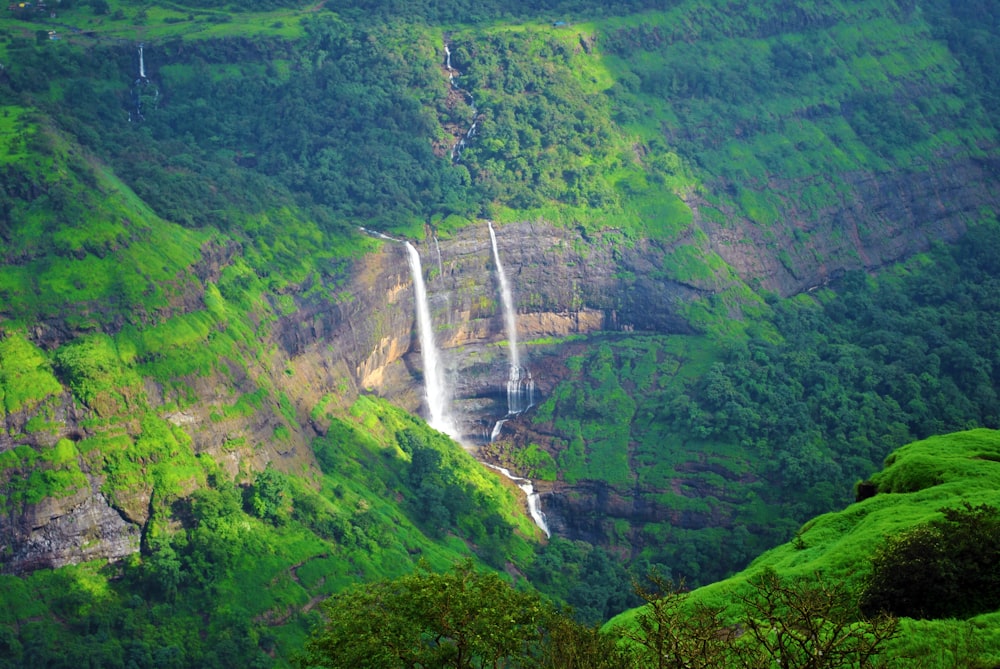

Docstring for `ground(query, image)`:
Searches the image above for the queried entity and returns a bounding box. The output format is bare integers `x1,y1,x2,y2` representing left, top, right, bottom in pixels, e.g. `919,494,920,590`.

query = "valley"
0,0,999,666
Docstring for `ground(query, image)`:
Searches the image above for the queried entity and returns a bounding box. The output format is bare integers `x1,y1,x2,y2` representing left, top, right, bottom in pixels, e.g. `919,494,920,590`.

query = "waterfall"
363,230,548,538
490,418,507,442
405,242,460,440
488,222,519,371
488,222,535,415
433,235,445,284
129,43,159,122
359,226,402,243
444,38,479,161
485,464,550,538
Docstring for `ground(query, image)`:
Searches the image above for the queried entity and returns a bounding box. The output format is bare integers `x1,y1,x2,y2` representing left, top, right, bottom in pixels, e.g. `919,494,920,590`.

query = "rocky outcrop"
699,154,1000,295
1,483,140,574
273,220,703,410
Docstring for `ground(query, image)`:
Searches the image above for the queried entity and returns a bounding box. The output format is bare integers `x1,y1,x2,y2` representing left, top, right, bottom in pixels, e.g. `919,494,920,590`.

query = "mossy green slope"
0,87,542,669
0,392,543,667
0,0,997,666
609,429,1000,667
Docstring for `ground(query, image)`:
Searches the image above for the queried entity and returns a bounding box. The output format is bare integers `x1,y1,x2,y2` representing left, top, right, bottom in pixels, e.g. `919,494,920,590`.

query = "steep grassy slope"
0,390,543,666
449,0,1000,296
609,428,1000,667
0,54,544,667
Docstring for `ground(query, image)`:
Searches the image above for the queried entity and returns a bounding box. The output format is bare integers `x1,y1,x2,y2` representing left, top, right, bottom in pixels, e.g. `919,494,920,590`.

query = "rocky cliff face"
700,155,1000,295
272,219,704,440
1,485,140,573
5,160,998,572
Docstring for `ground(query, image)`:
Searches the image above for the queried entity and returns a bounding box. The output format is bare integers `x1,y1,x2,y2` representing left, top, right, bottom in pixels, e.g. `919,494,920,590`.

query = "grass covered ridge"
610,429,1000,668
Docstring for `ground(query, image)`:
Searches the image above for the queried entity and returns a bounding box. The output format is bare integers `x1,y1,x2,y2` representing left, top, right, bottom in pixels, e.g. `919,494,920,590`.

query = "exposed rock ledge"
1,482,140,574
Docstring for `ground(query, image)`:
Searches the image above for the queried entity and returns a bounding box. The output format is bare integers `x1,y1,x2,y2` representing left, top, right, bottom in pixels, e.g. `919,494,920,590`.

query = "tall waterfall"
405,242,460,440
366,229,547,538
138,43,146,79
488,222,534,415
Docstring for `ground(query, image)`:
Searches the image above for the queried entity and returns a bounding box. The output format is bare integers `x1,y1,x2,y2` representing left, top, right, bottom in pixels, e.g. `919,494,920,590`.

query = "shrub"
861,503,1000,619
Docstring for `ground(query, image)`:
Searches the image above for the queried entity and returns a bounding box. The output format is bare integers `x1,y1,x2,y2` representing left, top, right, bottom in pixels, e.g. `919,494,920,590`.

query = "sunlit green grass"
610,429,1000,667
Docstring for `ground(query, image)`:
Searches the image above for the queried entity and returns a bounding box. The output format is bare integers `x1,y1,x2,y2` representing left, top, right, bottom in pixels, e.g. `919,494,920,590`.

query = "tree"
860,503,1000,619
246,468,289,524
618,569,897,669
298,560,627,669
735,569,899,669
615,571,735,669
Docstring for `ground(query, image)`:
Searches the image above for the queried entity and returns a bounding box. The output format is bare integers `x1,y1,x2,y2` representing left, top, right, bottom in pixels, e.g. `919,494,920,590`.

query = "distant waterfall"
433,235,445,284
488,222,534,415
405,242,460,440
444,39,479,161
129,42,158,122
486,464,550,538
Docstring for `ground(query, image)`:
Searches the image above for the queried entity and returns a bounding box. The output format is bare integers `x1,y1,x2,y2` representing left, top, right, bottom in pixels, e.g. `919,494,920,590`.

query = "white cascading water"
490,418,506,442
130,43,159,122
359,226,402,243
485,224,548,537
488,222,535,415
444,39,478,161
433,235,445,284
486,464,550,538
405,242,461,441
361,228,549,537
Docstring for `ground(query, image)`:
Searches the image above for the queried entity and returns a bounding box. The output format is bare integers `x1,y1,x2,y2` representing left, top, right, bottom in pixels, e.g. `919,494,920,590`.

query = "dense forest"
0,0,999,666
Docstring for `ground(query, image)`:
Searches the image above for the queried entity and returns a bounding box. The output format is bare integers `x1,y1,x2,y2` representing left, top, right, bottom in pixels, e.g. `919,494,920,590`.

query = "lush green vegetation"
527,216,1000,586
301,558,900,668
0,395,547,668
0,0,998,667
861,502,1000,620
609,429,1000,668
299,559,630,669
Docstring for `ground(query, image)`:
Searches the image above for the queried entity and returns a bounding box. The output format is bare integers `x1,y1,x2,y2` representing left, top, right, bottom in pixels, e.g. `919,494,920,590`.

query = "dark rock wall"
701,155,1000,295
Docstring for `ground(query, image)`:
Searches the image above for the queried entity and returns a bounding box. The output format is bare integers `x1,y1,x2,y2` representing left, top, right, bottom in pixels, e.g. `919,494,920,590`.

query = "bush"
861,503,1000,619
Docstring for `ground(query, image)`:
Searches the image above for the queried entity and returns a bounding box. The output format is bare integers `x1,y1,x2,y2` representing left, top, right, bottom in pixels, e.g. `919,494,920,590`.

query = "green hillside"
513,217,1000,589
0,395,545,666
0,0,998,666
609,429,1000,668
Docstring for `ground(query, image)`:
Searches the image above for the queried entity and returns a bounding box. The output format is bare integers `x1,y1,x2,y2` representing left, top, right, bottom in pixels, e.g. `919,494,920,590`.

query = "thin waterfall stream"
485,465,551,538
444,39,479,161
488,222,534,416
485,223,547,535
130,42,159,122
